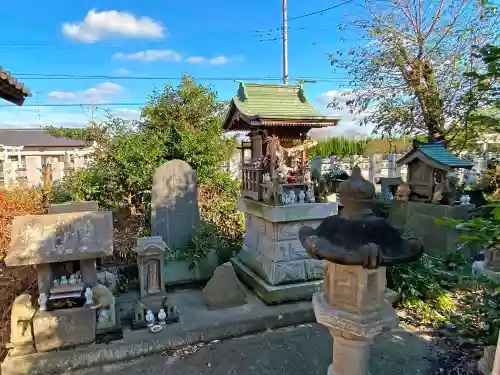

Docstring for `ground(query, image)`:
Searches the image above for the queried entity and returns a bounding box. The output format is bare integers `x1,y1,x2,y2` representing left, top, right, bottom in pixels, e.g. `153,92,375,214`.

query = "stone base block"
238,246,326,285
313,291,399,339
231,257,322,304
34,307,96,352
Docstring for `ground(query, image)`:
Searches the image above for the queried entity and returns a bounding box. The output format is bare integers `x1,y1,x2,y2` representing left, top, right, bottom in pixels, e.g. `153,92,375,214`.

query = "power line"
287,0,356,21
8,74,353,82
0,102,147,108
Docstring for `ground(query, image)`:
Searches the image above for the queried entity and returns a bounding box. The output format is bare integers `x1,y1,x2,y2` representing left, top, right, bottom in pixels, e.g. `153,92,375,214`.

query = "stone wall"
388,201,471,259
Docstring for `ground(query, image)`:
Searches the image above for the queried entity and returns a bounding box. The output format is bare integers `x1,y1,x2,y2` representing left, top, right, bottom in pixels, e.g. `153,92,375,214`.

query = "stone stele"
5,211,113,266
151,159,200,250
203,262,247,310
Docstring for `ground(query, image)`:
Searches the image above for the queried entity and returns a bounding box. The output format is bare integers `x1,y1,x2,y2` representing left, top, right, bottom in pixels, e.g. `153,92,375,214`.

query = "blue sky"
0,0,373,137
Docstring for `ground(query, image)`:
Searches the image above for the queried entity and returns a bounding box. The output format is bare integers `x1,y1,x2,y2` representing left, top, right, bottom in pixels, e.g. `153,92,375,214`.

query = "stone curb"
1,305,316,375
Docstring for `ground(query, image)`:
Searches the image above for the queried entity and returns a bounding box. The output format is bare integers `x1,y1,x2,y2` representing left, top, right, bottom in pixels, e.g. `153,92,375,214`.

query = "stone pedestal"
33,307,96,352
232,198,338,304
314,263,399,375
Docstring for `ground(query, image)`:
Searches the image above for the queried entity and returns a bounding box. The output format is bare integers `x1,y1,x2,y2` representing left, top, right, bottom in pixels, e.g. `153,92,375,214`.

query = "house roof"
223,82,339,131
0,129,86,148
0,67,32,106
396,141,474,170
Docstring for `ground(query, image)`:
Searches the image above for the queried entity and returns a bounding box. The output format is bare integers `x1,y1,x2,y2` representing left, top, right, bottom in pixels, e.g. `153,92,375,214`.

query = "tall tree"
329,0,499,145
140,74,236,181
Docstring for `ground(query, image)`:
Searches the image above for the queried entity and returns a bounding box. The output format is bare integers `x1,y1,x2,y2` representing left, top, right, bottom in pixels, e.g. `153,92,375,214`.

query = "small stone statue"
288,190,296,204
90,284,116,329
307,187,315,203
85,287,93,305
158,308,167,325
299,166,423,269
145,309,155,327
6,294,37,357
396,183,410,201
60,276,68,285
299,190,306,203
38,293,48,311
69,274,77,285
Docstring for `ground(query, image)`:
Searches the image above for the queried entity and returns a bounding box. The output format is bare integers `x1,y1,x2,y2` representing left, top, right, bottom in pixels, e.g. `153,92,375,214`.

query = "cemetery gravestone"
151,160,200,250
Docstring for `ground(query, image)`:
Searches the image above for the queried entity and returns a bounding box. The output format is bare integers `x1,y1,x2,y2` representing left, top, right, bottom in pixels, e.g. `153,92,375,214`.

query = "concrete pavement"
67,324,434,375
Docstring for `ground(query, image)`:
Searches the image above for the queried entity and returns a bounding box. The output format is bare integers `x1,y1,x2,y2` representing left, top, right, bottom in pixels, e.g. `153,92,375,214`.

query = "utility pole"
282,0,289,84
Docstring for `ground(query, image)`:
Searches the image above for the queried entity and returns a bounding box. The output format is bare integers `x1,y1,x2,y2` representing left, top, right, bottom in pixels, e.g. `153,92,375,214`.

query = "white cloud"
209,56,228,65
310,89,375,139
185,55,235,65
62,9,164,43
113,50,182,62
113,108,141,121
48,82,124,104
48,91,77,100
114,68,131,75
186,56,207,64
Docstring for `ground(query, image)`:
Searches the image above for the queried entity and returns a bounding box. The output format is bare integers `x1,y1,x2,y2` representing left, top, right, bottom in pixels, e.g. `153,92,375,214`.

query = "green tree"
465,44,500,128
54,116,167,210
140,74,236,182
329,0,498,144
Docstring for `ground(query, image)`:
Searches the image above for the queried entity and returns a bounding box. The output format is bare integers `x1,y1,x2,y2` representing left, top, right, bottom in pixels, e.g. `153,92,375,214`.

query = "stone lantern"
299,166,424,375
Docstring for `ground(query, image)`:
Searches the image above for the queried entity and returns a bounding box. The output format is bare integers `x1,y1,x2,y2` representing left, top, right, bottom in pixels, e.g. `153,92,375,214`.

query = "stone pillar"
387,154,396,178
80,259,98,286
25,156,42,186
313,263,399,375
328,335,372,375
52,162,65,182
74,156,85,169
36,264,52,295
368,156,376,185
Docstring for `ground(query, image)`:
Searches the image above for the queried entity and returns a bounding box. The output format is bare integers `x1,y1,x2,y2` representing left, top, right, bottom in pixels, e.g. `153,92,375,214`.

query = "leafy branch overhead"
329,0,499,146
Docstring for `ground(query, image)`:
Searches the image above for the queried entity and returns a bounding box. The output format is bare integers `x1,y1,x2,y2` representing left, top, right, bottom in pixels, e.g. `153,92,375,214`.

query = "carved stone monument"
151,160,200,250
299,166,424,375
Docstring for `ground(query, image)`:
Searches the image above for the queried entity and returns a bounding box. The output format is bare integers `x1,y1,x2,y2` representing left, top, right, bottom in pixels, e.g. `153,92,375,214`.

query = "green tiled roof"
232,82,336,120
418,142,473,168
397,141,474,169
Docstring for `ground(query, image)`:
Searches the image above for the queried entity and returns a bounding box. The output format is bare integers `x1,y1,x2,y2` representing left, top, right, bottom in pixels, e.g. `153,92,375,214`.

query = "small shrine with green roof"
396,140,474,202
224,81,339,205
222,81,340,305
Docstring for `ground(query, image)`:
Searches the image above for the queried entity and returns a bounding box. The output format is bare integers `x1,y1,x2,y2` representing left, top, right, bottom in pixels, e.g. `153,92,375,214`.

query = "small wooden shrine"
396,140,473,202
224,82,339,205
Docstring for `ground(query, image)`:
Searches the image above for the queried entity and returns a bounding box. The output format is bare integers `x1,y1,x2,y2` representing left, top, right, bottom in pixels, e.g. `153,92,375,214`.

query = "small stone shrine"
132,236,179,329
134,236,167,300
299,166,424,375
4,211,113,353
223,82,340,304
